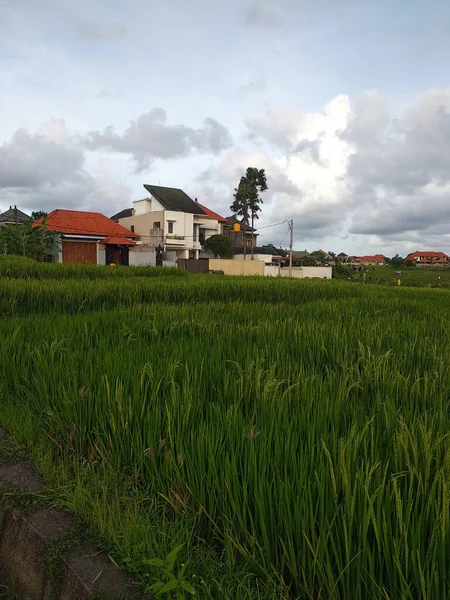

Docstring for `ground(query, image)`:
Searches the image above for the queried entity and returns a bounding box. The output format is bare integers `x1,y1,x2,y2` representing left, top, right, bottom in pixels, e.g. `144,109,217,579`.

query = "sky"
1,0,450,255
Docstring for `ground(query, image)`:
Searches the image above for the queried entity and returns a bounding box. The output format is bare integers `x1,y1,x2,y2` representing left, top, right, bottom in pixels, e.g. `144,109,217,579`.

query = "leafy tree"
390,254,405,269
231,167,267,259
204,234,234,258
301,255,317,266
31,210,48,221
0,219,58,260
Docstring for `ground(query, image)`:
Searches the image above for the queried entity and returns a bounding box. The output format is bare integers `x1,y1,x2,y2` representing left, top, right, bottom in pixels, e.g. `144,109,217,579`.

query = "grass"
335,264,450,287
1,258,450,598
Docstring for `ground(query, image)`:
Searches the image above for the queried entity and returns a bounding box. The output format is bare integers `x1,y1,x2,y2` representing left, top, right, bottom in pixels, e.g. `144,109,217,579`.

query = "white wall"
264,265,280,277
234,254,271,262
279,267,332,279
97,243,105,265
129,251,156,266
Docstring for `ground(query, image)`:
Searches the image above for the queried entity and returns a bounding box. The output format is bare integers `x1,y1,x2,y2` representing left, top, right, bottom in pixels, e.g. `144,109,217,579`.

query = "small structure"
33,210,137,265
0,206,31,227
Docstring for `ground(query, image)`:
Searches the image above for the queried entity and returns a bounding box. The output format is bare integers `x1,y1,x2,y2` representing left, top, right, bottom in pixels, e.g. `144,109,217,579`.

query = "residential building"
33,209,137,265
354,254,387,266
114,185,211,260
222,216,258,249
404,251,448,265
195,201,227,241
336,252,348,262
0,206,30,227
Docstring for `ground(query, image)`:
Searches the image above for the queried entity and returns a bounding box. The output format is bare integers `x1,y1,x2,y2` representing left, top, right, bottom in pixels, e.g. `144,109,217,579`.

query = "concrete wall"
234,254,271,262
209,259,264,276
264,265,280,277
279,266,332,279
129,250,156,266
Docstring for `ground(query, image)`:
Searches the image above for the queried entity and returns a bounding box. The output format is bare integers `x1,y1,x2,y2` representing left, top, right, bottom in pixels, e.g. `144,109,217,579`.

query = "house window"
153,222,161,229
130,225,135,233
168,222,174,234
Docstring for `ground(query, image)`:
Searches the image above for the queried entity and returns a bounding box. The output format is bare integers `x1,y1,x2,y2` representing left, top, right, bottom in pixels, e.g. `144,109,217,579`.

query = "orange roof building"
404,251,448,264
34,209,137,265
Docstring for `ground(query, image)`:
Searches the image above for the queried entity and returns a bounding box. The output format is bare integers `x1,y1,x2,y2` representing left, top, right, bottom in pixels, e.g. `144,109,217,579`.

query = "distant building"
222,216,258,250
404,251,448,265
354,254,387,266
0,206,31,227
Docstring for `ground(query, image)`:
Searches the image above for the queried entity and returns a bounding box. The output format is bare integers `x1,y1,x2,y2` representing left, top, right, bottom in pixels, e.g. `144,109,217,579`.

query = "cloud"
95,89,123,100
78,22,126,42
84,109,233,170
0,120,129,214
241,3,284,29
239,75,266,93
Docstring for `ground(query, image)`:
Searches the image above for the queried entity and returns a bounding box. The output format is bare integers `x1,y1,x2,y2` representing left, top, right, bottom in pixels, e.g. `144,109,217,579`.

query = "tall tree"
231,167,267,259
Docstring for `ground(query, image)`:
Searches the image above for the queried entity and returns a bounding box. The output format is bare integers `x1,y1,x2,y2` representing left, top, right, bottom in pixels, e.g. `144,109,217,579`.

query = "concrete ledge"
0,428,150,599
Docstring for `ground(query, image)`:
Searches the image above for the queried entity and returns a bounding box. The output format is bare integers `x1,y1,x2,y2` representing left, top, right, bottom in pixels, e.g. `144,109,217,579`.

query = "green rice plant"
2,260,450,598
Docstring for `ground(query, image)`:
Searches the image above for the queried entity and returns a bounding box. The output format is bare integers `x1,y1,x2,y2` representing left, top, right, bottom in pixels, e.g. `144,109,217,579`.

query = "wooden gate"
177,259,209,274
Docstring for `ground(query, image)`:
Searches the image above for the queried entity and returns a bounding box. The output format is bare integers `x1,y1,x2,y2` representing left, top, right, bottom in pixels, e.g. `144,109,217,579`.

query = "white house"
113,185,222,260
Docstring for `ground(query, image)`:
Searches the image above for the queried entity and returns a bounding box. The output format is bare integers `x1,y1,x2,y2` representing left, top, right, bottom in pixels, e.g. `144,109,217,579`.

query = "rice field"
1,256,450,599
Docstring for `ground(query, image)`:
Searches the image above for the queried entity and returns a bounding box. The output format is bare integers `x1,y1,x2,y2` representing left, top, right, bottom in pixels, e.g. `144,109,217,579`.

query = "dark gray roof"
233,246,285,256
0,206,31,224
110,208,133,222
144,185,207,215
224,215,256,232
292,250,309,259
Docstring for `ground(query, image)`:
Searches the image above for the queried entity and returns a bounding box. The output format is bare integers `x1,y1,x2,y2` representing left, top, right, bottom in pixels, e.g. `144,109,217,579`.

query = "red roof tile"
33,209,137,238
103,236,136,245
356,255,386,262
196,202,227,223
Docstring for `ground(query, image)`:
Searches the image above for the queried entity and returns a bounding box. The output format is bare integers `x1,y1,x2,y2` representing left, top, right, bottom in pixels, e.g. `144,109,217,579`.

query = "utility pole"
288,219,293,277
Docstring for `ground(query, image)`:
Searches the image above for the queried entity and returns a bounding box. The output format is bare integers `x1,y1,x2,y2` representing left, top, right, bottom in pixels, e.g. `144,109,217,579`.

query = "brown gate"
177,258,209,274
62,241,97,264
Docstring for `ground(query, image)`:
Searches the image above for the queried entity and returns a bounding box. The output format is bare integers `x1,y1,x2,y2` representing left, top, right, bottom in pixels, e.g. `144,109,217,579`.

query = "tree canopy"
204,234,234,258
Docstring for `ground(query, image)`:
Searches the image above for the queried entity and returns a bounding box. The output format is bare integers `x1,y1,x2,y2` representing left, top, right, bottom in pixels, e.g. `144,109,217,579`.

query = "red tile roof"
103,236,136,245
196,202,227,223
356,254,386,262
33,209,137,238
405,251,448,262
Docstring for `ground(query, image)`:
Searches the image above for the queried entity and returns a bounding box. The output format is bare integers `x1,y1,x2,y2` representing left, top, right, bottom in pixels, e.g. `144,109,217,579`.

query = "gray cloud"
78,22,126,41
84,109,233,170
346,89,450,237
0,121,129,215
242,3,284,30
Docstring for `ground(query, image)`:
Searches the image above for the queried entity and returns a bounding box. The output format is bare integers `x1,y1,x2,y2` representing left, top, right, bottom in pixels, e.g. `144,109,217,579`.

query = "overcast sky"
1,0,450,254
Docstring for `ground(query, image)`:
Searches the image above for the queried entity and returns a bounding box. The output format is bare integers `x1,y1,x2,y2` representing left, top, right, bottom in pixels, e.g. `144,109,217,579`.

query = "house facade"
34,210,137,265
115,185,214,260
404,251,448,265
222,216,258,249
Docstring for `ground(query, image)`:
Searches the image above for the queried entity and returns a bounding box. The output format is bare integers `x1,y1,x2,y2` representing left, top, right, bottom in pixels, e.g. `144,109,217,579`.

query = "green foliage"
203,234,233,258
3,260,450,598
144,545,196,598
31,210,48,221
0,220,57,260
